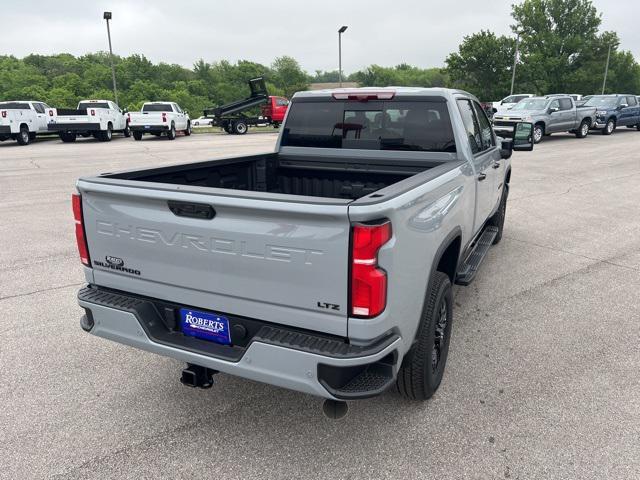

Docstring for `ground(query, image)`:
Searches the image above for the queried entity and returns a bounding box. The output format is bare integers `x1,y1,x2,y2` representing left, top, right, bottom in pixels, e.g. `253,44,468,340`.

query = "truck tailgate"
77,181,351,336
129,112,164,125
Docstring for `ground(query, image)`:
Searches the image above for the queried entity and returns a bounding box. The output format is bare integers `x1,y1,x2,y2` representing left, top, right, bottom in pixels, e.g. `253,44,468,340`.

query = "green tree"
445,31,515,100
270,56,308,98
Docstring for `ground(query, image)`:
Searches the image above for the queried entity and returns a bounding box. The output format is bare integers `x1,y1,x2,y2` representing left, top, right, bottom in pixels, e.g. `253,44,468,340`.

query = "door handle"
492,163,501,169
478,173,487,181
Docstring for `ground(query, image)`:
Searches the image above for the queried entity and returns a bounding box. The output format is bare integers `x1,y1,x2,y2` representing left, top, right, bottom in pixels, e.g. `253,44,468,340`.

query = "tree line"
0,0,638,114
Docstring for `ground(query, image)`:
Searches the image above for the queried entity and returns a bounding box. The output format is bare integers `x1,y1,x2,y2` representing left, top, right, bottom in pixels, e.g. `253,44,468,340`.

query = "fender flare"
428,226,463,284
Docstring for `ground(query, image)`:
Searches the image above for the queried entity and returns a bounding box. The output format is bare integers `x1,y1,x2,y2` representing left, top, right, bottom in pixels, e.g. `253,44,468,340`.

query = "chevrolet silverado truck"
129,102,191,140
73,88,534,414
582,94,640,134
48,100,130,142
0,100,52,145
493,95,596,143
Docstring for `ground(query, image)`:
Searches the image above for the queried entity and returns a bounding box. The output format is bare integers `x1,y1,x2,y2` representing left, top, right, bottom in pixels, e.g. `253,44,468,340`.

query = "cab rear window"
143,104,174,112
78,102,110,109
281,100,456,152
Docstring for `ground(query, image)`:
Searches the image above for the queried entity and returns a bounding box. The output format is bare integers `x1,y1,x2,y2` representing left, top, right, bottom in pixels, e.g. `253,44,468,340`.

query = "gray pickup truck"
493,95,596,143
74,88,534,414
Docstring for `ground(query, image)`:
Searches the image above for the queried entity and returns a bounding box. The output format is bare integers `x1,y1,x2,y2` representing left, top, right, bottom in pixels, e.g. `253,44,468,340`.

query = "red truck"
204,77,289,134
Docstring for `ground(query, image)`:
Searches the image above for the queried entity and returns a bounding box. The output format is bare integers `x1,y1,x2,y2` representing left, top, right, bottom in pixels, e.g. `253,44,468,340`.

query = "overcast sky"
2,0,638,73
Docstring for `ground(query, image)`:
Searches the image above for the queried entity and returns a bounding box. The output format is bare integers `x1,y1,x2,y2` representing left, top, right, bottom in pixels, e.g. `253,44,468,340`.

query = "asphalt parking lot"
1,129,639,480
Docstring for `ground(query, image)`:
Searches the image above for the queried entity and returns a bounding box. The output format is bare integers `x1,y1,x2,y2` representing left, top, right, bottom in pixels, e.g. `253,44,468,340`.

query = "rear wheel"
602,118,615,135
133,131,143,141
166,123,176,140
396,271,453,401
59,132,77,143
234,120,248,135
17,126,30,145
533,124,544,144
224,123,233,134
99,124,113,142
575,120,590,138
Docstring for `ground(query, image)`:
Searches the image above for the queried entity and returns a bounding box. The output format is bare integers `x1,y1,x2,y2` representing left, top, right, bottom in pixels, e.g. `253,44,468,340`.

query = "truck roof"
293,86,478,102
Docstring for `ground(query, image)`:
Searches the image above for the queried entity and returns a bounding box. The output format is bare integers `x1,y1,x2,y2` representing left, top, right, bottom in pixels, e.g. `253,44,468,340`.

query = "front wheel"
184,122,192,136
533,124,544,144
575,120,590,138
396,271,453,401
602,118,615,135
123,125,131,138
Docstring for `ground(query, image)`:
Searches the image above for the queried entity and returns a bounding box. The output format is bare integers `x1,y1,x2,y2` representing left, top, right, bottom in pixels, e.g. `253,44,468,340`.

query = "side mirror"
619,104,628,109
513,122,534,151
548,106,559,114
500,139,513,159
122,107,128,114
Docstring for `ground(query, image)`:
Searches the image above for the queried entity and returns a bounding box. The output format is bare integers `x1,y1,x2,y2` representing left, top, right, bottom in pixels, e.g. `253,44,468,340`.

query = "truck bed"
105,153,434,200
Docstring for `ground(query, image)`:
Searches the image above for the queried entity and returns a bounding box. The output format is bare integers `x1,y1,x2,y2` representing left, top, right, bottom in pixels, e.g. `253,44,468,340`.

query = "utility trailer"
203,77,288,134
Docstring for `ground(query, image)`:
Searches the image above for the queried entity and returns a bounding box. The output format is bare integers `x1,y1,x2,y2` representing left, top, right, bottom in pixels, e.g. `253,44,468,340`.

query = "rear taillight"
48,110,53,116
162,112,167,122
1,111,6,118
350,221,392,317
72,194,91,266
90,109,95,116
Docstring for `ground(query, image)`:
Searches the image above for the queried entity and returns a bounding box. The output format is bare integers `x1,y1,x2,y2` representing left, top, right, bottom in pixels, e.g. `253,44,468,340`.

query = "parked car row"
491,93,640,143
0,99,192,145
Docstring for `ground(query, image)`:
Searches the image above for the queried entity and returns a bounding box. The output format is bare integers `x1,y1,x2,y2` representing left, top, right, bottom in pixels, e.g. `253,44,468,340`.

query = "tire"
184,121,192,136
29,132,37,141
533,124,544,144
396,271,453,401
123,125,131,138
234,120,248,135
488,184,509,244
133,131,143,141
99,124,113,142
602,118,615,135
17,126,30,145
166,123,176,140
224,123,233,134
59,132,77,143
575,120,590,138
637,123,640,132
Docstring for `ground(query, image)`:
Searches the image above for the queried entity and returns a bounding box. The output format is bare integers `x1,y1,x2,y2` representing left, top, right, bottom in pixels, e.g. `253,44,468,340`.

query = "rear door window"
281,100,456,152
559,98,573,110
626,96,637,106
456,99,481,154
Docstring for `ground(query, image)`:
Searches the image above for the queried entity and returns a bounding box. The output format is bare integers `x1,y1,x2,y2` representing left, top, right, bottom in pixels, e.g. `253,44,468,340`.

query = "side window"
559,98,572,111
175,104,182,113
472,101,495,149
457,99,482,154
626,96,637,106
33,103,45,114
549,99,560,111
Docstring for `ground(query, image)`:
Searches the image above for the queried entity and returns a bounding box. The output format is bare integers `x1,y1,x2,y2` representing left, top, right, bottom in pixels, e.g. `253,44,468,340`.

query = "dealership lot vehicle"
192,116,213,127
203,77,288,134
74,87,533,408
490,93,534,114
2,130,639,479
584,94,640,134
129,102,191,140
0,100,51,145
48,99,130,142
494,95,597,143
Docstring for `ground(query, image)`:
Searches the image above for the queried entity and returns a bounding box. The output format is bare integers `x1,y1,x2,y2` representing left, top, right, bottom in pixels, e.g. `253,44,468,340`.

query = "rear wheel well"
436,236,461,284
19,123,29,131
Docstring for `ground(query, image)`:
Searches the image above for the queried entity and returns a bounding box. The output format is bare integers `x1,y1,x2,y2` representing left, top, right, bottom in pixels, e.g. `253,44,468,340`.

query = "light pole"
602,44,612,94
338,26,348,87
103,11,119,105
510,32,521,96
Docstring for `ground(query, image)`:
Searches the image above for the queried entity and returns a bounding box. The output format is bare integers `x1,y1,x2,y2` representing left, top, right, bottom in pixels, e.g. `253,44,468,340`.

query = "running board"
455,226,499,286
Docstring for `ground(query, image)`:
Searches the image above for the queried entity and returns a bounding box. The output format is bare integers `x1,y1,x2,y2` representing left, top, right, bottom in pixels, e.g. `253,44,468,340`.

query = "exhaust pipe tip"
322,399,349,419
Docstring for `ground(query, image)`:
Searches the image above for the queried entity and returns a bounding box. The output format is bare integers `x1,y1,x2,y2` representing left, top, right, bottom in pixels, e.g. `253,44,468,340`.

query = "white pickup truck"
129,102,191,141
47,100,130,142
0,100,52,145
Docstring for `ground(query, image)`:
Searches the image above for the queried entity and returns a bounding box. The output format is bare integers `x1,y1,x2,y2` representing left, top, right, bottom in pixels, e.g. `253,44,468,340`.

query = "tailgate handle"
168,201,216,220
